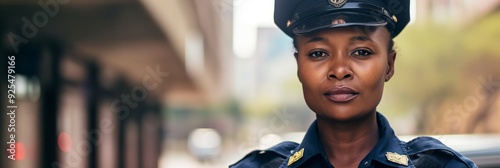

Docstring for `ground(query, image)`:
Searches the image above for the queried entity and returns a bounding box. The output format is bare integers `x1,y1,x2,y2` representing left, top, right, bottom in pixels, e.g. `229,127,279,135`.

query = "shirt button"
290,150,294,154
364,161,369,166
259,150,266,154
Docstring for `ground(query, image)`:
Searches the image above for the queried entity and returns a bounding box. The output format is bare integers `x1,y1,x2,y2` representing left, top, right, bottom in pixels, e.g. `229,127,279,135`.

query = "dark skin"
294,26,396,168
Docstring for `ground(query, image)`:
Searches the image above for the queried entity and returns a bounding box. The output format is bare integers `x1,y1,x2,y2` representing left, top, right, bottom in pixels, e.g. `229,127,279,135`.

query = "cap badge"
392,15,398,23
329,0,347,8
287,148,304,166
385,152,409,166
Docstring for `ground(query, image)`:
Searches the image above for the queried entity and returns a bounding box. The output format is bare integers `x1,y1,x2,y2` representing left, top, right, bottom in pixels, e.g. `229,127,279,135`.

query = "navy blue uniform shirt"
230,113,477,168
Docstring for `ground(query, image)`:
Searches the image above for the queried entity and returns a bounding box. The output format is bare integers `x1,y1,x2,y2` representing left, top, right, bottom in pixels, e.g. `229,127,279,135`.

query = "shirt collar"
363,112,411,167
284,119,327,168
283,112,412,168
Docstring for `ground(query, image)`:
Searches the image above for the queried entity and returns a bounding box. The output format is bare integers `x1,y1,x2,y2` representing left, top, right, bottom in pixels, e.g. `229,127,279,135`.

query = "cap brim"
292,11,389,35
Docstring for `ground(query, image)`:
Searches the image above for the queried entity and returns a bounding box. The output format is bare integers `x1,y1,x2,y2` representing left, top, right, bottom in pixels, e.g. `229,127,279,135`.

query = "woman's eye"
352,49,372,56
308,51,328,58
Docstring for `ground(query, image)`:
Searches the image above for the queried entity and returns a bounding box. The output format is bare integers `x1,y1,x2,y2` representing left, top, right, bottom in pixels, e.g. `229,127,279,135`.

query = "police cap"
274,0,410,38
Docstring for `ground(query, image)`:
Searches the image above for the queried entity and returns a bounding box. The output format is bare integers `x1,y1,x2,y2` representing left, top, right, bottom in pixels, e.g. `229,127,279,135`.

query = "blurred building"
0,0,231,168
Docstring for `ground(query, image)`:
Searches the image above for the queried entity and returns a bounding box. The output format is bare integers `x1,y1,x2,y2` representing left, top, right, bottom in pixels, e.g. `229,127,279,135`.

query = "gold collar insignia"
385,152,409,166
287,148,304,166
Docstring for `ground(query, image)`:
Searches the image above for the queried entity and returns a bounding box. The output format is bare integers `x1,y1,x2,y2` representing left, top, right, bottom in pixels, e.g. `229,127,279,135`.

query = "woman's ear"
385,50,396,82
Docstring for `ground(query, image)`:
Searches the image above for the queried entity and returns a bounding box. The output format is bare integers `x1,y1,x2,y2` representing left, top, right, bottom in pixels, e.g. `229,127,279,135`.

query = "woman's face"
295,26,395,122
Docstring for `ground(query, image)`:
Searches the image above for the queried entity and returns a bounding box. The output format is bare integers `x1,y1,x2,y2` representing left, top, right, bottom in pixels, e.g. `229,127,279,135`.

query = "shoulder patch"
230,141,299,168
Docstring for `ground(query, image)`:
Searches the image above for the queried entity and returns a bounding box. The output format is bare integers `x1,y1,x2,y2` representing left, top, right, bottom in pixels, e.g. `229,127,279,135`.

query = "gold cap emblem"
329,0,347,8
392,15,398,23
385,152,409,166
287,148,304,166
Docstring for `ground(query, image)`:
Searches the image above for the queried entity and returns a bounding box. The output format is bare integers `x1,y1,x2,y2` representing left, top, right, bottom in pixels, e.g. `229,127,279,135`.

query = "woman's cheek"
355,59,384,82
358,62,386,97
299,62,324,87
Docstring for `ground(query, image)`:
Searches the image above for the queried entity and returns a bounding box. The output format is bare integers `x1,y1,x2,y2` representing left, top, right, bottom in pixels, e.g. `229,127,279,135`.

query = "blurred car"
187,128,222,162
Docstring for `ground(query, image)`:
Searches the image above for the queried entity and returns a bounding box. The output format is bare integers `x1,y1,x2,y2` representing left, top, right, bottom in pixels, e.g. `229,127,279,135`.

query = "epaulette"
230,141,299,168
405,136,477,168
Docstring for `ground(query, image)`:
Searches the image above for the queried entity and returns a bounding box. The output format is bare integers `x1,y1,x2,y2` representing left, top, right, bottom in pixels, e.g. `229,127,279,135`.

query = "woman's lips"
324,87,359,103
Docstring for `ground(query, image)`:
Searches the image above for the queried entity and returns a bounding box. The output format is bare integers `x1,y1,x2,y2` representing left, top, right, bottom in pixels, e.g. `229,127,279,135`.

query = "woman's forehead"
297,26,390,42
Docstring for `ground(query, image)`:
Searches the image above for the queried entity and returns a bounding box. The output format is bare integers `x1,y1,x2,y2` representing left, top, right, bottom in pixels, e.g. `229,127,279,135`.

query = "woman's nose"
327,57,353,80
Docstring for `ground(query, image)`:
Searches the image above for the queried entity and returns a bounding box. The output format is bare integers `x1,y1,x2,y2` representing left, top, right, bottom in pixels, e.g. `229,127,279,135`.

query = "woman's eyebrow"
350,36,373,43
305,37,325,44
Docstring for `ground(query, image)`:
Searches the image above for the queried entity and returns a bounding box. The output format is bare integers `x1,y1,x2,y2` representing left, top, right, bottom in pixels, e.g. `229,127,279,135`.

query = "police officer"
230,0,477,167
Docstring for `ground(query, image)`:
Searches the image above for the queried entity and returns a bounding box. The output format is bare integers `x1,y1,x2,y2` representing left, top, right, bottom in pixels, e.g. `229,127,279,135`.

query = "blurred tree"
385,9,500,134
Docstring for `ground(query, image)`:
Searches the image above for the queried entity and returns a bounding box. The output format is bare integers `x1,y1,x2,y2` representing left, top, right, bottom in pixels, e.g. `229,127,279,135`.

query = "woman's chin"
314,106,375,122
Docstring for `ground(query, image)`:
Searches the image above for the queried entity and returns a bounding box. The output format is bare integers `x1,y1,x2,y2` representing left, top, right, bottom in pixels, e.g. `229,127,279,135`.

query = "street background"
1,0,500,167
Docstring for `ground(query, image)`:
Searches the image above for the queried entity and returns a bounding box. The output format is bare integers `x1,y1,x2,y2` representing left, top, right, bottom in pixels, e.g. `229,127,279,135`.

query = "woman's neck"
316,112,379,168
